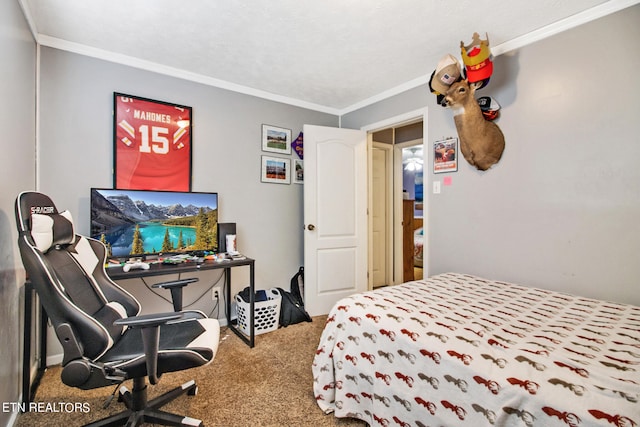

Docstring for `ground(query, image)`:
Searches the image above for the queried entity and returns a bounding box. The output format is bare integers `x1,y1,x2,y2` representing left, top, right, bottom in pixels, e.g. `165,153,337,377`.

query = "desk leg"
224,263,255,348
249,262,255,347
22,282,32,407
39,304,47,371
224,267,232,330
22,282,47,408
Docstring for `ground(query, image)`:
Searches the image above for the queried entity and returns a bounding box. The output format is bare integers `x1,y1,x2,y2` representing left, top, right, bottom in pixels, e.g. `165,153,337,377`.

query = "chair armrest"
114,312,182,384
152,278,199,312
114,312,182,328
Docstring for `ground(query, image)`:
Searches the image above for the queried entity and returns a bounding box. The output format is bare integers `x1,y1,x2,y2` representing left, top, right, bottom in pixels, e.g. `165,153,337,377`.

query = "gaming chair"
15,191,220,427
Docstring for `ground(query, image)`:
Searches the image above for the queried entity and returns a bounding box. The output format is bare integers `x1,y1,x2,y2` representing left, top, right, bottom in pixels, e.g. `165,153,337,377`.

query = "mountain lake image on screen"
90,188,218,258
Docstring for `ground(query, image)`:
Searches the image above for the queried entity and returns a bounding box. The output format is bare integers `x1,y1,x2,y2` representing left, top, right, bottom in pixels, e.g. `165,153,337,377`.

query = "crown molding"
338,0,640,116
36,34,341,116
490,0,640,56
21,0,639,117
17,0,38,42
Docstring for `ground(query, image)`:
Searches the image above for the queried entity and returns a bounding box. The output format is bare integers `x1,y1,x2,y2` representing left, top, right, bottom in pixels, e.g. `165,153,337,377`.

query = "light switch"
433,181,441,194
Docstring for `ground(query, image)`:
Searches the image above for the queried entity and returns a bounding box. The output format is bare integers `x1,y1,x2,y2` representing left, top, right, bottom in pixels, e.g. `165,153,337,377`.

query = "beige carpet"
16,316,366,427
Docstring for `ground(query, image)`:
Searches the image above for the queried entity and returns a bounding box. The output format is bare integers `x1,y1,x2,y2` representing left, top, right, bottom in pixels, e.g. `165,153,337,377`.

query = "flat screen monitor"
90,188,218,258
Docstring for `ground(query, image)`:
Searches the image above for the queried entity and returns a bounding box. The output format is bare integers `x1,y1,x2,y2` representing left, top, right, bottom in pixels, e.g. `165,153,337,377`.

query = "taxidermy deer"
443,79,505,171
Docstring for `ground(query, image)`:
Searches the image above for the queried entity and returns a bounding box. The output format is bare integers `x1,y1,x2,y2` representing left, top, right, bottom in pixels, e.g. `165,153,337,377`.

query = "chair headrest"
31,210,75,252
15,191,59,233
15,191,75,252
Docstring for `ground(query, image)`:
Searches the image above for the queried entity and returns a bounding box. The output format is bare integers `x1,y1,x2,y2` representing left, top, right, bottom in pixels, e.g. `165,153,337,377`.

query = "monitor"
90,188,218,258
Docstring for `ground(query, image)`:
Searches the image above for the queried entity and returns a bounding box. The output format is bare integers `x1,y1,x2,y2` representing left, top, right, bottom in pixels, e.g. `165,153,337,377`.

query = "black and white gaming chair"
15,191,220,427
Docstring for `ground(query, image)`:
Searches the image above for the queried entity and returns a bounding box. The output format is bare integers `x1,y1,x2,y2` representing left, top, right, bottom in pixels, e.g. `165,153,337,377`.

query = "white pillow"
31,210,75,252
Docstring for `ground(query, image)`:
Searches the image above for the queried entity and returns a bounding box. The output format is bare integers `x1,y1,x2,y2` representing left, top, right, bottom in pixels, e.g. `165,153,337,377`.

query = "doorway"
369,121,425,288
399,141,424,282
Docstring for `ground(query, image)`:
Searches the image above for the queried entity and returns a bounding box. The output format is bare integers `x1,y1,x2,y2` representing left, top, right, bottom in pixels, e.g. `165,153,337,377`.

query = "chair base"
86,378,203,427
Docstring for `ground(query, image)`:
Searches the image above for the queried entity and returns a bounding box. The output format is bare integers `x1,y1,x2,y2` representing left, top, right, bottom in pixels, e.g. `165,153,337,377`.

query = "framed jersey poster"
113,93,192,191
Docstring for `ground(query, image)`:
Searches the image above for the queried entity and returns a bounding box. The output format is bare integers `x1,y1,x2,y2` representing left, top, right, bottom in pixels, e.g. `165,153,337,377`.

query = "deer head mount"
443,79,505,171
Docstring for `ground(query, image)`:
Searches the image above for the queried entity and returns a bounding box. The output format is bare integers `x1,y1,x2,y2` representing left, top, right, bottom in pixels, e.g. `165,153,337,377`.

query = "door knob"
307,224,316,231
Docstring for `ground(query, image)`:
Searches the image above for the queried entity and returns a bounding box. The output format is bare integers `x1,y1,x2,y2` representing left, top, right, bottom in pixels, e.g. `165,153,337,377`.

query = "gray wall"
37,47,338,360
0,0,36,424
343,5,640,306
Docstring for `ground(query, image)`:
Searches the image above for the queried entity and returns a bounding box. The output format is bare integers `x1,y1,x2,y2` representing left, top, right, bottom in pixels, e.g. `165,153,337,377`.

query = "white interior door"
370,143,392,287
303,124,368,316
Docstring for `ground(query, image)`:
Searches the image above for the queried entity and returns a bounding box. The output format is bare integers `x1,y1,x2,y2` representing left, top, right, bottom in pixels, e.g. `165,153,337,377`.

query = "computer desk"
22,256,255,406
107,256,257,347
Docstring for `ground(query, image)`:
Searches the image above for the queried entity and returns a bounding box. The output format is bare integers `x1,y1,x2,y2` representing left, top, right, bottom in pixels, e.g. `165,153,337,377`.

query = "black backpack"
290,266,304,304
277,267,311,327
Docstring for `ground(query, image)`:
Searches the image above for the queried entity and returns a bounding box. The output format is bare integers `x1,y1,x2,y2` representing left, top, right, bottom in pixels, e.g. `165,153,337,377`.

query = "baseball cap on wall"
461,33,494,84
430,54,462,95
466,58,493,83
428,71,446,106
477,96,501,121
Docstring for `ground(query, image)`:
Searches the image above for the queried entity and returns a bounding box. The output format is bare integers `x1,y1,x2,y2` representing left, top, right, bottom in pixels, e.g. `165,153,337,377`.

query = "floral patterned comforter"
313,273,640,427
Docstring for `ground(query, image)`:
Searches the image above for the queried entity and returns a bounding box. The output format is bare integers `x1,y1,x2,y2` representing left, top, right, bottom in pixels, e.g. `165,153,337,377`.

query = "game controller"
123,261,150,272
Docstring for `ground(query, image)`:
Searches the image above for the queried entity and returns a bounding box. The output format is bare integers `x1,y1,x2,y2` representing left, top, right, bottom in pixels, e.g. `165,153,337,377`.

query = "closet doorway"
369,121,425,288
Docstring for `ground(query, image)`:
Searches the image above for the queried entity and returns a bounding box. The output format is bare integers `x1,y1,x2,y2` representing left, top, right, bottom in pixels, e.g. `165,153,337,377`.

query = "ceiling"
18,0,636,114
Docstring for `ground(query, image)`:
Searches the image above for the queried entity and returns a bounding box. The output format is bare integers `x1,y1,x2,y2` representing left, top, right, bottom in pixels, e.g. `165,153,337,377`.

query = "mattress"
313,273,640,426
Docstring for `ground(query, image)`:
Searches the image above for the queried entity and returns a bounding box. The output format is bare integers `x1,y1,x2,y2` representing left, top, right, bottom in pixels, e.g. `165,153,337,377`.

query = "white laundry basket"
235,288,281,335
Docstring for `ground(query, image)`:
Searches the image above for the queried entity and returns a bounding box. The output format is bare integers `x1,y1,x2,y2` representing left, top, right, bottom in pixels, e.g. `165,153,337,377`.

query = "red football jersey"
115,95,191,191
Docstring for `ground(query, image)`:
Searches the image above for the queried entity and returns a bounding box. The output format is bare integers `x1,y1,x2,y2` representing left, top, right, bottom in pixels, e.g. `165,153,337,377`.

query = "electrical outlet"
212,289,219,300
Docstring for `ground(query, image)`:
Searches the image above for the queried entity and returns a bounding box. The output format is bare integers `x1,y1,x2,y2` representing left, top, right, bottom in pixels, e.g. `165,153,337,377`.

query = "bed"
313,273,640,427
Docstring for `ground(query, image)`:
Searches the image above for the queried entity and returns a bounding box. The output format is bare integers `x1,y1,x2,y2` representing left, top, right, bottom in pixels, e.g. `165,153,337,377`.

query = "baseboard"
46,353,63,367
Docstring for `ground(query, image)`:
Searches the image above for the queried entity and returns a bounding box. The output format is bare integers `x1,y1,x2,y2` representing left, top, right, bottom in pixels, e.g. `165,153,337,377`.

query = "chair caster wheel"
188,385,198,396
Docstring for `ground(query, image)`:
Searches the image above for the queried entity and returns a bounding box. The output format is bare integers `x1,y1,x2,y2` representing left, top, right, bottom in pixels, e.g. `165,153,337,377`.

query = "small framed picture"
261,155,291,184
293,159,304,184
433,137,458,174
262,124,292,154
